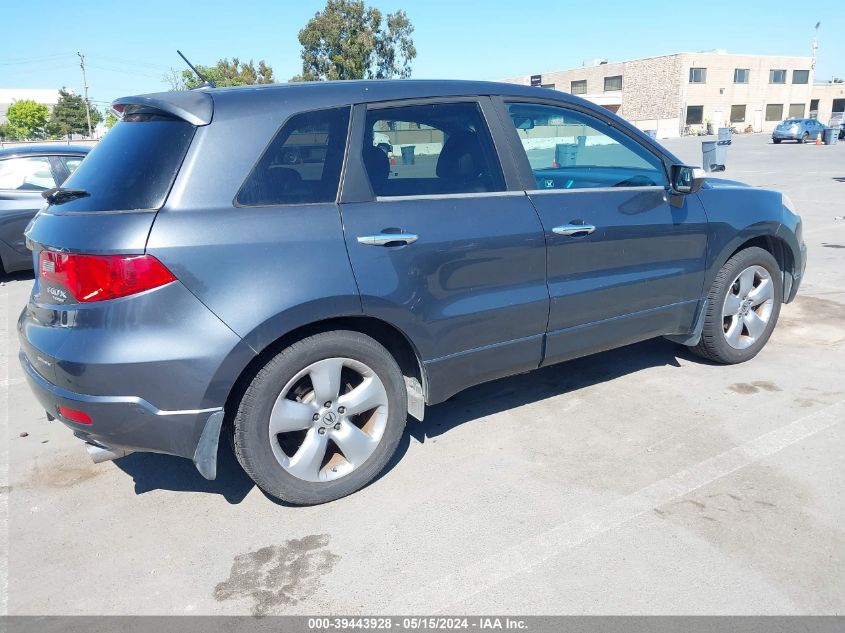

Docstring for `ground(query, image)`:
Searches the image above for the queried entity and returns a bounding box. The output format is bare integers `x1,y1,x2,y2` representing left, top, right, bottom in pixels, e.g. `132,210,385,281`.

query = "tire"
689,247,783,364
800,132,809,144
773,139,781,144
233,330,407,505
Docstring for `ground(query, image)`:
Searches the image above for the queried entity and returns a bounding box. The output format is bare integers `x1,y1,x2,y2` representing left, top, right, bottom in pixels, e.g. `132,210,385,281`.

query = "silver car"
771,117,826,144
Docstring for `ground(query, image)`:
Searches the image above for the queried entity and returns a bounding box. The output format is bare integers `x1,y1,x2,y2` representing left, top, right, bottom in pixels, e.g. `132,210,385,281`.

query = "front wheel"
233,330,407,505
772,138,781,144
689,247,783,364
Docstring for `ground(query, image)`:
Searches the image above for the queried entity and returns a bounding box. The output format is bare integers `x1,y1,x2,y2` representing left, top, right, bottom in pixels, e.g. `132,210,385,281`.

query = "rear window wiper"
41,187,91,205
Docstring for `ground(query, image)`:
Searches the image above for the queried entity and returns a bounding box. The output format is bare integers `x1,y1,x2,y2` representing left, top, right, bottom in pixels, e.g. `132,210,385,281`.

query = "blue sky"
1,0,842,111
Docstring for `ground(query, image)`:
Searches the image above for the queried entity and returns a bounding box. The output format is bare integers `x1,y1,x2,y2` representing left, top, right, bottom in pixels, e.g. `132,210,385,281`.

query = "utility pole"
812,22,820,71
77,52,93,138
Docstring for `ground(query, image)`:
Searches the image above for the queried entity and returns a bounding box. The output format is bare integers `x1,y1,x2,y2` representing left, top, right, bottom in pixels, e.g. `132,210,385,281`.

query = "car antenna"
177,50,216,89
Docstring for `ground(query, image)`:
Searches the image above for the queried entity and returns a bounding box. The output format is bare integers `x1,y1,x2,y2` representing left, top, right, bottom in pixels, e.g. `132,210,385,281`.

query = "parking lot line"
388,399,845,613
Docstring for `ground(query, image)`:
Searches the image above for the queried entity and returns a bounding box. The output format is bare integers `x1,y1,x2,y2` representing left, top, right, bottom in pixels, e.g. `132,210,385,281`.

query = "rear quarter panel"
146,90,363,356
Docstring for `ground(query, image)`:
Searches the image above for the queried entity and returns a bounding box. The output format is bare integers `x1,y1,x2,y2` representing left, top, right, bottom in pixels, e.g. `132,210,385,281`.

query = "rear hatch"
24,90,212,303
21,91,211,377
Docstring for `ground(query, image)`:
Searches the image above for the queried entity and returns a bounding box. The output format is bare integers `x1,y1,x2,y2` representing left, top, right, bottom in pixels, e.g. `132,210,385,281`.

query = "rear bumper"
772,132,799,140
21,350,221,459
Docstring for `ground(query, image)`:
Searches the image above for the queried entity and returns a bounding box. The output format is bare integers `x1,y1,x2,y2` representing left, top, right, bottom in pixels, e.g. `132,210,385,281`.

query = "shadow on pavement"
114,438,255,504
113,337,703,505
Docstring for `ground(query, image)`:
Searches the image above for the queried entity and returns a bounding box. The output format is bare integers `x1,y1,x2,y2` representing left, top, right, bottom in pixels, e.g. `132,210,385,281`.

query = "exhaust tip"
85,443,132,464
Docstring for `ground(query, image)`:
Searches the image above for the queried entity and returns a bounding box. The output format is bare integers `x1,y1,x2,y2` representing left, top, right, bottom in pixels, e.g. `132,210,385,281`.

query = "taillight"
58,405,92,424
39,251,176,303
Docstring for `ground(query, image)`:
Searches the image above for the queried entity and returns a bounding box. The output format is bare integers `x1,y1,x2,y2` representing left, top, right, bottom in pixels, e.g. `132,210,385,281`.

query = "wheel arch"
222,315,428,434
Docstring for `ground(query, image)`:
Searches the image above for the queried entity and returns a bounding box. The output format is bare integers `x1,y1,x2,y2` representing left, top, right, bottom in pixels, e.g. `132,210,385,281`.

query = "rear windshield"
50,115,195,212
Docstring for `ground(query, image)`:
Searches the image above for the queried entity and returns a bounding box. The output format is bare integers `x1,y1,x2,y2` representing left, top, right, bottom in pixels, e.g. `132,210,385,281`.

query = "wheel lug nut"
338,406,345,414
317,427,326,435
334,423,342,430
324,401,332,408
312,413,320,421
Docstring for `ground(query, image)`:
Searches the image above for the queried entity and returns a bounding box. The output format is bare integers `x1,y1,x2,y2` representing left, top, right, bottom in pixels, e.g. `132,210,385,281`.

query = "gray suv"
19,81,806,504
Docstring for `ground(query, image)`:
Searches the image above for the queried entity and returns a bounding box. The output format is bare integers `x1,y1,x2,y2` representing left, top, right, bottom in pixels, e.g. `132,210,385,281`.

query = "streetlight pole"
78,52,93,138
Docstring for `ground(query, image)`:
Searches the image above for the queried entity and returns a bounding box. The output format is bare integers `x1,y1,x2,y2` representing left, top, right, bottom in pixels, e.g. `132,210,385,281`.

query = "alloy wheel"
722,265,775,350
267,357,389,482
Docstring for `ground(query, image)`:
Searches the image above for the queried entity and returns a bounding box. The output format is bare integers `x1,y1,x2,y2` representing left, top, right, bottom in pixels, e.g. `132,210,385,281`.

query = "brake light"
58,406,92,424
39,251,176,303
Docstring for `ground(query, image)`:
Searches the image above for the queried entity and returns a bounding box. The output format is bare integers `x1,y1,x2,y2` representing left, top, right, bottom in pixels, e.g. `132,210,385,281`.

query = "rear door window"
362,102,505,197
51,115,195,212
505,102,668,190
237,107,351,206
0,156,57,191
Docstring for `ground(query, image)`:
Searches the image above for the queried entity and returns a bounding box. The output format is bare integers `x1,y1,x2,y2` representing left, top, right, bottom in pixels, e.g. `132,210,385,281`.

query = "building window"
571,80,587,95
733,68,749,83
540,83,555,90
604,75,622,91
689,67,707,83
792,70,810,84
685,105,704,125
788,103,805,119
769,69,787,84
765,104,784,121
810,99,820,117
730,105,746,123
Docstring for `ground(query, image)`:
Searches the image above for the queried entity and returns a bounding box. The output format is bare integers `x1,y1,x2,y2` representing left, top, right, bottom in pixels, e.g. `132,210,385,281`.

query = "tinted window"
604,76,622,91
769,69,787,84
54,116,194,211
238,107,350,206
686,105,704,125
766,104,784,121
730,105,746,123
788,104,805,119
362,102,505,197
571,80,587,95
689,68,707,83
506,102,667,190
792,70,810,84
0,156,56,190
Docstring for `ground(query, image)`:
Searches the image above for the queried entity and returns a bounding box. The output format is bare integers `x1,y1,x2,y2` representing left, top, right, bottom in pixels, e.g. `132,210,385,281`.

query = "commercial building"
501,51,844,137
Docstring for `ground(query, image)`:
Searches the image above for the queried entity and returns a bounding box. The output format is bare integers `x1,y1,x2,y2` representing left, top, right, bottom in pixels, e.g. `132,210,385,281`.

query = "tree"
4,100,50,140
172,58,275,90
291,0,416,81
46,89,101,138
103,109,118,129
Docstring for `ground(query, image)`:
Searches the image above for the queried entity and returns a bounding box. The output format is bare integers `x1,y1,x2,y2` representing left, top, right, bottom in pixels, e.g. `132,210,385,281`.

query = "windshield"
50,116,195,212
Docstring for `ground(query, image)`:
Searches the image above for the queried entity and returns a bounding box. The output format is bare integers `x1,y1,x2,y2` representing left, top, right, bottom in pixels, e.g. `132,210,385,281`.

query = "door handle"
553,224,596,237
356,232,419,246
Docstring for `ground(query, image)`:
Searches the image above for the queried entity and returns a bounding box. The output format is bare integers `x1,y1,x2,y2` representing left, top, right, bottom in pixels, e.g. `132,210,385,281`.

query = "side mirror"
670,164,706,194
513,116,535,130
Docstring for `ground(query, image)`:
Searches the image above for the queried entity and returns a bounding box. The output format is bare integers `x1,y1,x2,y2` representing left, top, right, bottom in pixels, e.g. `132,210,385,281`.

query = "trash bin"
717,127,732,145
554,143,578,167
823,127,838,145
701,140,726,172
645,130,657,139
400,145,415,165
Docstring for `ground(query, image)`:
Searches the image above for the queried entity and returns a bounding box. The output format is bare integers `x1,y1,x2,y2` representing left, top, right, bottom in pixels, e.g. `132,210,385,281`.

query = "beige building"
501,51,843,138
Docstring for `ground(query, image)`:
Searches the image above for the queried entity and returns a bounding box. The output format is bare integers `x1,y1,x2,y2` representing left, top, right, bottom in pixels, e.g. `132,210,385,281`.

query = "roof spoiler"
111,90,213,126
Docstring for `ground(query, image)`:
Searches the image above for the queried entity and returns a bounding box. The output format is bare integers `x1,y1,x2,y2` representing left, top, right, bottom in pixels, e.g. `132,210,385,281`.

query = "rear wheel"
773,138,781,144
233,330,407,504
689,247,782,364
800,132,809,143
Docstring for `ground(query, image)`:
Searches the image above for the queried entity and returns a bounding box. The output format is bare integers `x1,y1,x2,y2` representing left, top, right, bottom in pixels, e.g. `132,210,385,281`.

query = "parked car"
771,117,826,143
0,145,89,273
19,81,806,504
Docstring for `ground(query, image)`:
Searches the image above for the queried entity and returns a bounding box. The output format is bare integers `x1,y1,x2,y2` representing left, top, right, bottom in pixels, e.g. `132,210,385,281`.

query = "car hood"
704,177,752,189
